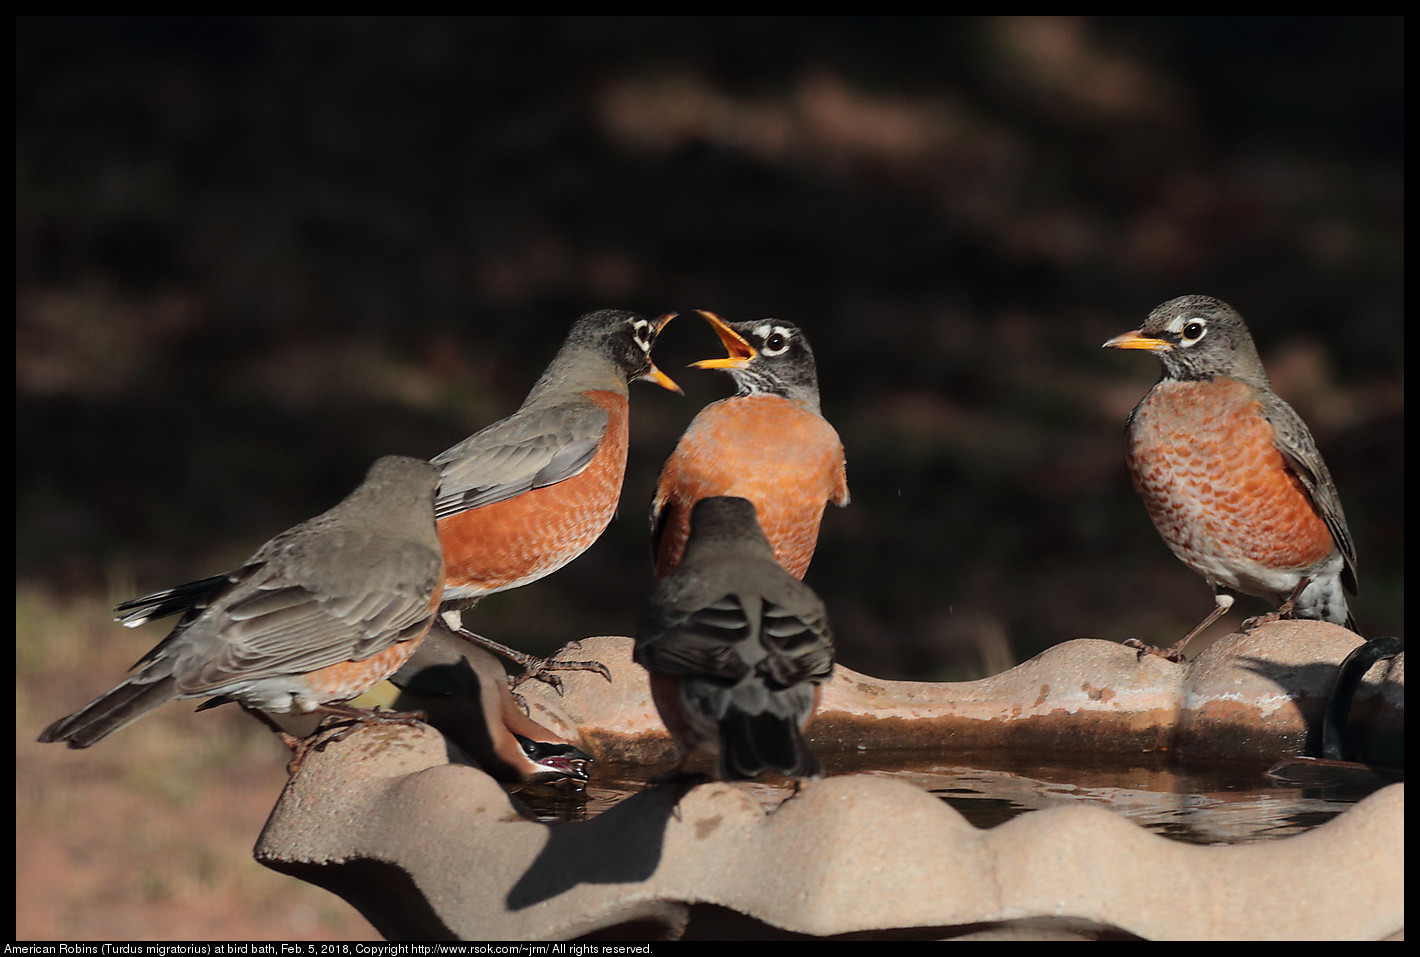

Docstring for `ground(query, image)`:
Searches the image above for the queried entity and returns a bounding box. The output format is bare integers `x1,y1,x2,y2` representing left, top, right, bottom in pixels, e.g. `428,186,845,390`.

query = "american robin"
432,308,681,685
651,311,848,580
635,495,835,781
349,620,592,785
39,455,445,749
1103,295,1358,661
116,592,591,783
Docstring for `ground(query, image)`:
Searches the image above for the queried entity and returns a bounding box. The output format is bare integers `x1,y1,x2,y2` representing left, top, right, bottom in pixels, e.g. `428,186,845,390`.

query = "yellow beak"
641,312,683,393
689,309,757,370
1102,329,1171,352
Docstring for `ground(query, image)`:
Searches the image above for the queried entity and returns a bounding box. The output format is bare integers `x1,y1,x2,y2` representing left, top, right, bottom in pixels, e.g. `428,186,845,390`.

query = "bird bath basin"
256,621,1403,940
522,749,1396,847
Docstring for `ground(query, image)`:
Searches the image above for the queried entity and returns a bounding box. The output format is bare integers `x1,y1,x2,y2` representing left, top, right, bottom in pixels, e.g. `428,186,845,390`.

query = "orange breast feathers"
1126,378,1336,572
437,391,630,595
300,637,426,703
653,394,848,579
294,562,445,704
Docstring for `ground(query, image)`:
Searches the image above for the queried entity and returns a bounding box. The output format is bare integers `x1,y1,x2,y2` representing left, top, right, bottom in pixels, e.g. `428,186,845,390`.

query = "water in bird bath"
516,750,1397,845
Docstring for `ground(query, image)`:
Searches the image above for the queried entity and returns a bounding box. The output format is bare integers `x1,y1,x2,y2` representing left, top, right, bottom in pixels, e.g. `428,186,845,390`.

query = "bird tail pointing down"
718,708,821,781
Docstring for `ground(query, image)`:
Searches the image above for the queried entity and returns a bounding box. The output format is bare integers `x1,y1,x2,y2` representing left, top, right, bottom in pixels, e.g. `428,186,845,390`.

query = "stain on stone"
1081,682,1112,702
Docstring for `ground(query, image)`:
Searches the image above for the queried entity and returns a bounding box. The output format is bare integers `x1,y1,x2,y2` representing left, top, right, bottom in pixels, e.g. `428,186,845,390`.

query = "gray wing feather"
1260,391,1358,593
171,540,441,695
636,589,832,687
432,401,608,518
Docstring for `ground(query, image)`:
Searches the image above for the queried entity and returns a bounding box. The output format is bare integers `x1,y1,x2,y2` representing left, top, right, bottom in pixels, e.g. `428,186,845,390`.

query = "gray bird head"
689,311,824,412
333,455,443,546
1102,295,1270,388
680,496,778,564
528,309,681,401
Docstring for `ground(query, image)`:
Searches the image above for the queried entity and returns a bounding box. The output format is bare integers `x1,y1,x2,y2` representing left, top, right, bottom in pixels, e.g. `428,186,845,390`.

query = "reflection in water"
517,751,1398,846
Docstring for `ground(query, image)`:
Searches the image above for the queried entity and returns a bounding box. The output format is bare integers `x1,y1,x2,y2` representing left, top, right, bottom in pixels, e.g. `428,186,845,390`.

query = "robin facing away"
39,456,445,749
1103,295,1358,661
432,309,681,685
651,311,848,580
635,495,835,781
348,620,592,786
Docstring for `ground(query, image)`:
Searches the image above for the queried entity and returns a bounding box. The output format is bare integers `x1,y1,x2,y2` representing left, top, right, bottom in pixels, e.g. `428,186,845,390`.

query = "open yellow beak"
640,312,683,393
688,309,757,370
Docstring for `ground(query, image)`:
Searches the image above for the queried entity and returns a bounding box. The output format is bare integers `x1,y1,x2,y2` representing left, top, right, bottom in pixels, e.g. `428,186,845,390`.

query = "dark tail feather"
718,709,821,781
37,674,180,749
114,574,228,628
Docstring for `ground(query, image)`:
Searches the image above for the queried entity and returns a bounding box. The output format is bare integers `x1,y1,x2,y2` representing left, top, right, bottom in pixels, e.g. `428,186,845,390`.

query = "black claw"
512,670,567,696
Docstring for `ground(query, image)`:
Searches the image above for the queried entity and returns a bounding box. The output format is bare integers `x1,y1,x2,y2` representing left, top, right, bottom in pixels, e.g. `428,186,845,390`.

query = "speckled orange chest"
1126,377,1336,576
654,394,848,579
437,391,629,595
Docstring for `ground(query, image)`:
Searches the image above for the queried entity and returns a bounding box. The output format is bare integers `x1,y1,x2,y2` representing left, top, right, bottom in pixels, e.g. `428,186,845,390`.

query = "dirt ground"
16,586,382,941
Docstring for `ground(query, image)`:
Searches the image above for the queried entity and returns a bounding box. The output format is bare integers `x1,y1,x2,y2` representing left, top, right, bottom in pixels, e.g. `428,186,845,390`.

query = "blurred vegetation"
17,16,1403,683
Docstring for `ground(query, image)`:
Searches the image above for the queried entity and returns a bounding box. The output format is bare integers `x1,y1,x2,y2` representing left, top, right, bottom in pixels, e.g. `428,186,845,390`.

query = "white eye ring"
631,318,653,352
1178,317,1208,345
757,323,793,357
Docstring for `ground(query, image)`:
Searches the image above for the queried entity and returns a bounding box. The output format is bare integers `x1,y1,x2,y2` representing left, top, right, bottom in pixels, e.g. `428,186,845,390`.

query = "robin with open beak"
432,308,680,686
651,310,847,581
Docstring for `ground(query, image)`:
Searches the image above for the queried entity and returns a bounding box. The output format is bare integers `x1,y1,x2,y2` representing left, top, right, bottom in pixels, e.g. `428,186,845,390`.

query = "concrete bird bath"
255,620,1403,940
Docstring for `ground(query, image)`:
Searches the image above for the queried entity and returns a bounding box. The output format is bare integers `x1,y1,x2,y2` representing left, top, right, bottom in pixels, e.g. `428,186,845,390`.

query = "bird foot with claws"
321,704,429,740
1241,599,1301,634
1240,611,1282,634
1244,578,1311,633
444,626,612,696
1122,638,1188,663
280,706,429,775
507,641,613,696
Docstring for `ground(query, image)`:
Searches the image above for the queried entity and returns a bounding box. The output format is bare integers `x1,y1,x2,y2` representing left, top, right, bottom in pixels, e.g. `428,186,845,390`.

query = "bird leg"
240,702,429,774
284,706,430,774
1242,577,1313,633
311,702,429,739
508,642,615,695
440,612,612,694
1124,592,1235,663
237,703,304,752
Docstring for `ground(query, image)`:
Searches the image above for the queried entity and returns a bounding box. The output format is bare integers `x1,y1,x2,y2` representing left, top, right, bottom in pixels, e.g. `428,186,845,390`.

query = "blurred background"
16,16,1402,940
